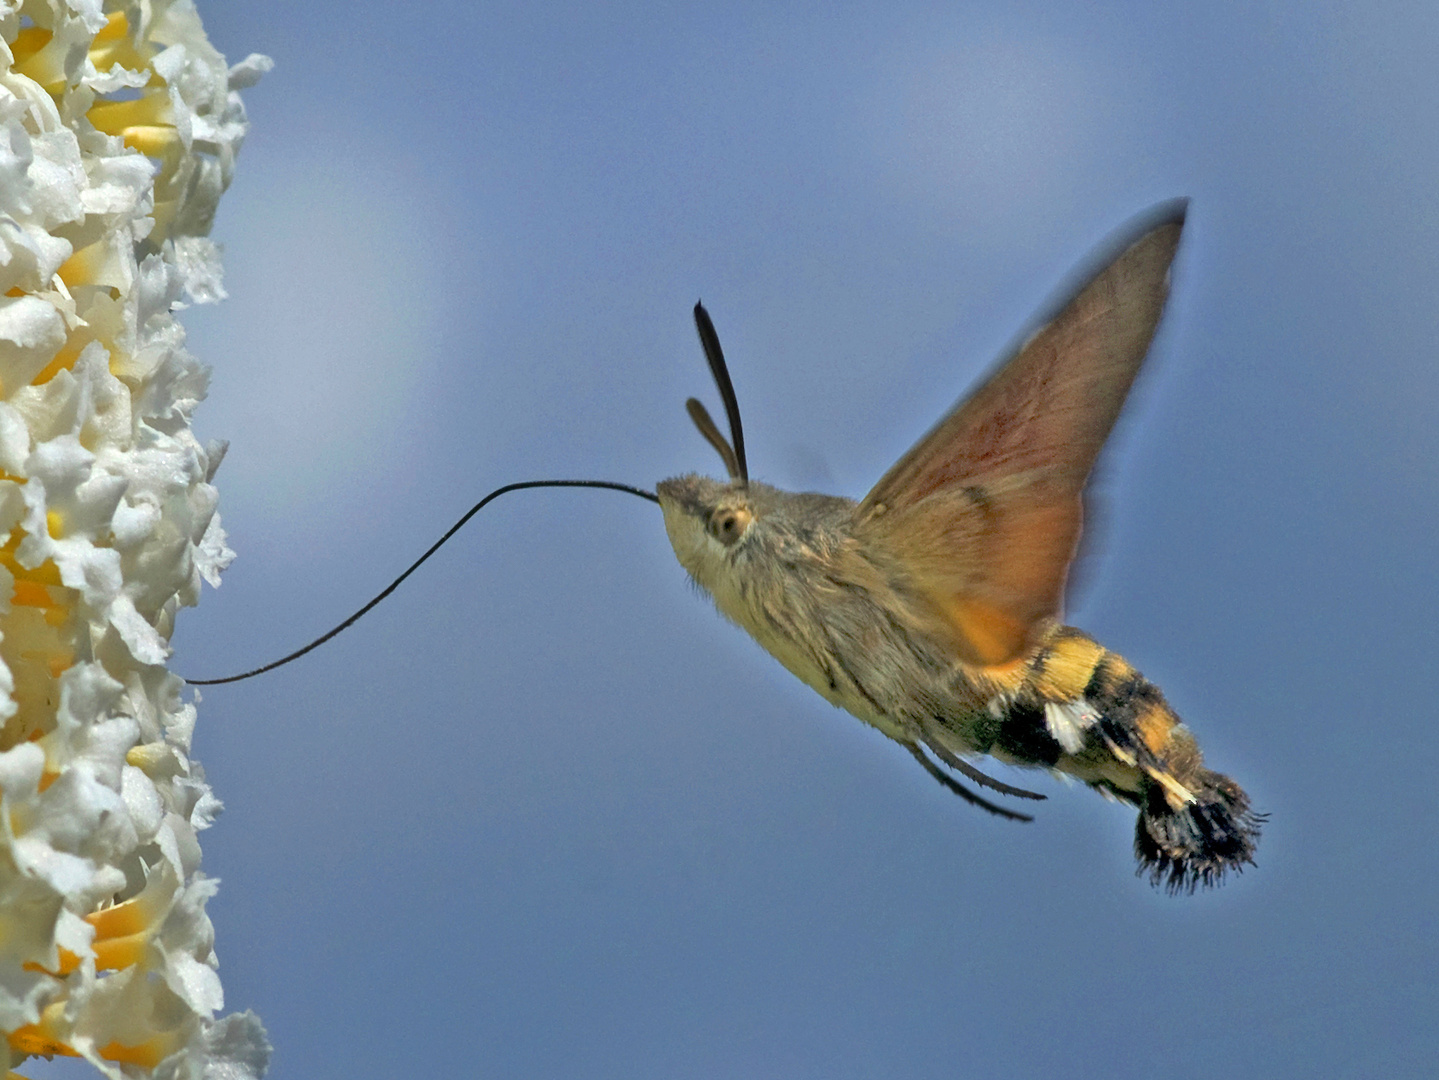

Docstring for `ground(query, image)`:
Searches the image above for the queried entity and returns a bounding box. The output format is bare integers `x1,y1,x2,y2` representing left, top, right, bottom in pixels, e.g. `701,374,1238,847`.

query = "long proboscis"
692,301,748,484
185,479,660,686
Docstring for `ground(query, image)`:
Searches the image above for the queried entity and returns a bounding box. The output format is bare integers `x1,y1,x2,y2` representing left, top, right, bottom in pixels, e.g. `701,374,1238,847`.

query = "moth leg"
905,743,1035,822
922,736,1048,801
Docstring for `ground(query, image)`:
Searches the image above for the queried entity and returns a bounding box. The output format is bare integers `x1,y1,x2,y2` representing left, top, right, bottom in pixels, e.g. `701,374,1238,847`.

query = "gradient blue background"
41,2,1439,1077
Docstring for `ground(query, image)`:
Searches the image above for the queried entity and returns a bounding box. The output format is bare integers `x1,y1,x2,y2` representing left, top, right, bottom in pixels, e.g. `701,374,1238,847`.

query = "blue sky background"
40,2,1439,1077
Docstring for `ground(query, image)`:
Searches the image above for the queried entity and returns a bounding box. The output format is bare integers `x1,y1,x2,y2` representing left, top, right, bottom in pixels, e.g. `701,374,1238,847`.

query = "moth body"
657,473,1259,891
660,200,1261,891
660,477,912,739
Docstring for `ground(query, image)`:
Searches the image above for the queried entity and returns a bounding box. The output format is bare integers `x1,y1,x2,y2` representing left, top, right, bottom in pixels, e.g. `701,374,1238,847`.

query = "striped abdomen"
956,626,1262,892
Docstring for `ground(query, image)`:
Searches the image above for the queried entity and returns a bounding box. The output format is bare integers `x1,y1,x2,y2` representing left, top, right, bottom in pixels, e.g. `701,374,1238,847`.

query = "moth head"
656,474,757,584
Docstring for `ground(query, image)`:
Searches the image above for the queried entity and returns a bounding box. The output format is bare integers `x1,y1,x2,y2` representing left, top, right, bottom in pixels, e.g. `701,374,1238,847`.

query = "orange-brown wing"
854,201,1186,667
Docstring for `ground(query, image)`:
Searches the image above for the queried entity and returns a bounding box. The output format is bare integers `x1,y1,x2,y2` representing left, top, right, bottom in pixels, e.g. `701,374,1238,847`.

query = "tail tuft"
1134,770,1264,893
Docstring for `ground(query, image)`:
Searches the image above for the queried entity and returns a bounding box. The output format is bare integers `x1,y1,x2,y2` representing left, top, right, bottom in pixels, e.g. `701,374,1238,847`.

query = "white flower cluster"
0,2,268,1077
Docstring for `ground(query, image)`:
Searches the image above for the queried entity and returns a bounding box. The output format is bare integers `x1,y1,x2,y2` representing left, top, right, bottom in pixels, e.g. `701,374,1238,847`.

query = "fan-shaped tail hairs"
187,303,743,687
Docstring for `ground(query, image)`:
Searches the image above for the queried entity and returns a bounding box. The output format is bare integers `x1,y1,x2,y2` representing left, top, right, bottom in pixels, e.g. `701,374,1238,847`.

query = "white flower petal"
0,402,30,471
154,1010,272,1080
121,763,164,841
227,54,273,91
0,294,66,389
169,235,226,304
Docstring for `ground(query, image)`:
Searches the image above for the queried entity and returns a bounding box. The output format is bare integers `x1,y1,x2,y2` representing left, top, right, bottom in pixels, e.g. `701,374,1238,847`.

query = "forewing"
855,202,1186,666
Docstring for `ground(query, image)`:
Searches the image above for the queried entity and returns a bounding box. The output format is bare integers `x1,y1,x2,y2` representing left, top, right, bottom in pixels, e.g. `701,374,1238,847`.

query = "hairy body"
658,203,1260,891
659,477,1258,891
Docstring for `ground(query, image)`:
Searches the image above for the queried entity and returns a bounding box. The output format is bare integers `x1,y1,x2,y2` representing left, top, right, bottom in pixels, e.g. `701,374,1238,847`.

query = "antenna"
692,302,748,484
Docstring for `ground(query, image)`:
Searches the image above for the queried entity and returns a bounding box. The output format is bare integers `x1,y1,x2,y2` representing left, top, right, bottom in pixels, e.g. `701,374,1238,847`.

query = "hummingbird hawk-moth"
656,200,1261,892
193,200,1260,892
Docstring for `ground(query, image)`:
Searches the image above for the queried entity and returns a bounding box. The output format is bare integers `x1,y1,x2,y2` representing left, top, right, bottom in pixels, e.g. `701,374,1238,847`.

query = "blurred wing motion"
855,203,1186,667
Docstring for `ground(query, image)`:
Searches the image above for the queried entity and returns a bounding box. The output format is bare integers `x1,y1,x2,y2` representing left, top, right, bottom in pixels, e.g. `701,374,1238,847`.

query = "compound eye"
708,506,752,546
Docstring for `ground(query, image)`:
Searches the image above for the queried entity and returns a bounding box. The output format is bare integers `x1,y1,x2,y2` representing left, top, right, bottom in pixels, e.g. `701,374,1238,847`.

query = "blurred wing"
854,202,1186,666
